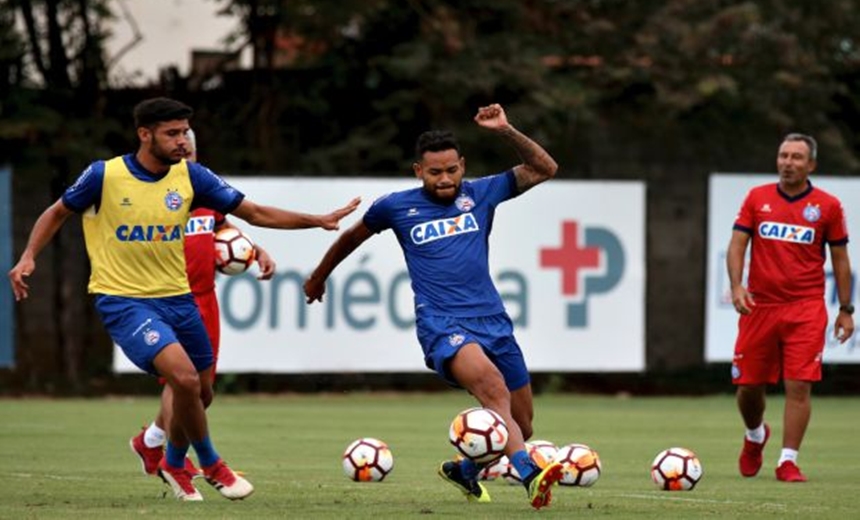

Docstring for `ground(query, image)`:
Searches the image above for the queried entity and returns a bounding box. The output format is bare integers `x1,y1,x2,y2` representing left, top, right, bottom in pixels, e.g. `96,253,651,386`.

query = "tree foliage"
202,0,860,176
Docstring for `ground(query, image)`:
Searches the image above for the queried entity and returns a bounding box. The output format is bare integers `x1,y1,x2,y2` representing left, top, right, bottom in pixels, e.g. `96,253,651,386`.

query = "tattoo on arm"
498,126,558,193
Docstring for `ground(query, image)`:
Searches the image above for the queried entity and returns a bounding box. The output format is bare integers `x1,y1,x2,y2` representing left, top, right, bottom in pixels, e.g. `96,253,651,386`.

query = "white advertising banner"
706,174,860,363
114,178,645,373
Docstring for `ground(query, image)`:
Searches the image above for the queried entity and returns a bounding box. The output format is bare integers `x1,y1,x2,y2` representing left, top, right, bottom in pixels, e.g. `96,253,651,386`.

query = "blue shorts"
95,293,214,376
415,313,530,391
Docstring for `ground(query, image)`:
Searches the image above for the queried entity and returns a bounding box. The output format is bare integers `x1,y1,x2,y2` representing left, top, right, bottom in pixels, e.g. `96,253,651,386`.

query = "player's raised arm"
474,104,558,193
229,197,361,230
8,199,75,301
304,220,375,303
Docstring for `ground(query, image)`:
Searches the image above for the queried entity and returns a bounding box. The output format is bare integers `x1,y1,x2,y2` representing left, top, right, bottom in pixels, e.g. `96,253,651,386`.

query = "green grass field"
0,393,857,519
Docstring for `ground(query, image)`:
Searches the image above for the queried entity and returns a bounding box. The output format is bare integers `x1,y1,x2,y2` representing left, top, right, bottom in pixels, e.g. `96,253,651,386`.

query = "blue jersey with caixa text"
363,170,519,317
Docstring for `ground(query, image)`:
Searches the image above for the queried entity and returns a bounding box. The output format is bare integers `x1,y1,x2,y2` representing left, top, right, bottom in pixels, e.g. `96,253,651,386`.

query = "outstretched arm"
304,220,375,303
8,199,74,301
474,104,558,193
230,197,361,230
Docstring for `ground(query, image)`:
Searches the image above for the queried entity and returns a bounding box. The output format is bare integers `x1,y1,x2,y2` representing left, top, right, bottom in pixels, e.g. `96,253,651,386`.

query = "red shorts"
731,299,827,384
158,289,220,385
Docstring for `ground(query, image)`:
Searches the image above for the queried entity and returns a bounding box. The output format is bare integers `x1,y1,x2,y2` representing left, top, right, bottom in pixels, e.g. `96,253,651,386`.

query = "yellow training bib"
82,156,194,297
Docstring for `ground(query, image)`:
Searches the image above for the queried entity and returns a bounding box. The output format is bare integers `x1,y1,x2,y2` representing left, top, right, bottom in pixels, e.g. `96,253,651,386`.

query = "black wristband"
839,304,854,315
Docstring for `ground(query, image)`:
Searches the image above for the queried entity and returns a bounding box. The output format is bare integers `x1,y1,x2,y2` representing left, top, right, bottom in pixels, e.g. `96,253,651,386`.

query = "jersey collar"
776,180,813,202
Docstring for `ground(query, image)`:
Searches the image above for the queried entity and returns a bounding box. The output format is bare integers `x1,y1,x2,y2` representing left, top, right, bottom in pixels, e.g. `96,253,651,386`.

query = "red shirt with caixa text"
184,208,225,295
733,182,848,305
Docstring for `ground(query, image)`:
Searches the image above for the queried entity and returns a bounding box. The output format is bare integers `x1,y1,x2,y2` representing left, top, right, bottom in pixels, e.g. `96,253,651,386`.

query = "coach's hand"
835,312,854,343
731,285,755,315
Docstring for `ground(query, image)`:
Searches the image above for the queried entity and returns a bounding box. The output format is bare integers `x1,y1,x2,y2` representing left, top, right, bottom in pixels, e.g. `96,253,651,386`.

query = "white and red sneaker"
203,459,254,500
158,458,203,501
130,428,163,476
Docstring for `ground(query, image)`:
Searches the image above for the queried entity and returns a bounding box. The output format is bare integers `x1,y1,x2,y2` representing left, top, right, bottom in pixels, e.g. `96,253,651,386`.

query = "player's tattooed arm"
501,125,558,194
473,104,558,194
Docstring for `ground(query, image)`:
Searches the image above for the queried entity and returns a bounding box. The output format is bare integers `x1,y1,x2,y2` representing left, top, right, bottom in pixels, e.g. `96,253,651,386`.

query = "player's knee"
169,370,201,397
472,371,508,402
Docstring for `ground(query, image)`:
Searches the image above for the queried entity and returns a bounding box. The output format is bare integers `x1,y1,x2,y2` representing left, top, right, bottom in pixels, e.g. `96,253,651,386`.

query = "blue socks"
510,449,539,482
165,440,189,468
191,436,220,468
165,437,221,469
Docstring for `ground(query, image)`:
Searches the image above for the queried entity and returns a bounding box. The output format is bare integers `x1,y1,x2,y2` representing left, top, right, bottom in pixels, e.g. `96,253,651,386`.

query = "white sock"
745,424,766,443
143,422,166,448
778,448,798,466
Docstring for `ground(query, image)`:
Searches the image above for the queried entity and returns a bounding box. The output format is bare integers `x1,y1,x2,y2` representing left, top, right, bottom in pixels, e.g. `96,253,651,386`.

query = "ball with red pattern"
650,447,703,491
528,439,559,469
214,228,256,275
342,437,394,482
553,443,602,487
449,407,509,464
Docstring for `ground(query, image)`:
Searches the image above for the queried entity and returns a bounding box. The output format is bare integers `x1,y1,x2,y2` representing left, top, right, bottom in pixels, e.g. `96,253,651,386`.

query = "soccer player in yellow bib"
8,97,360,501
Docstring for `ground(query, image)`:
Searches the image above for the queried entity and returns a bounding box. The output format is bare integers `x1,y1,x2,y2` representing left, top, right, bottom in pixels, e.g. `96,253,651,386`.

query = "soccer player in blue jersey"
303,103,563,510
8,97,360,502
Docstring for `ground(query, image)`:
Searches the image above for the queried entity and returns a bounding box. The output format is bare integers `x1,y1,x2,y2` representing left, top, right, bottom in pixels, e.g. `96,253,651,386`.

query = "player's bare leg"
449,344,526,454
782,379,811,450
776,379,811,482
736,384,770,477
155,349,251,499
509,384,535,442
153,344,206,500
736,384,766,428
131,379,207,478
162,366,214,475
158,387,171,437
449,344,562,509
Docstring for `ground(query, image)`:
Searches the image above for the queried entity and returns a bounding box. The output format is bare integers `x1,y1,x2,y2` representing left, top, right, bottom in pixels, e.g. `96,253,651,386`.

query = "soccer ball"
497,440,560,484
214,228,255,275
527,439,559,469
449,407,509,464
477,455,507,481
342,437,394,482
475,455,521,485
553,443,602,487
497,455,523,485
650,447,703,491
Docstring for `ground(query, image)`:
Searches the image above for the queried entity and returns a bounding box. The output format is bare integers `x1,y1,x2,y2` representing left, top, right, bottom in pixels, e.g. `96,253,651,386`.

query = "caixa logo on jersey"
540,220,625,327
185,215,215,236
410,212,479,245
758,221,815,244
115,224,182,242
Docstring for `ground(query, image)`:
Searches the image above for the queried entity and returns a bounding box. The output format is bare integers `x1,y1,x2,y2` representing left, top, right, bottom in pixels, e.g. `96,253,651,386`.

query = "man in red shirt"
727,133,854,482
130,129,275,477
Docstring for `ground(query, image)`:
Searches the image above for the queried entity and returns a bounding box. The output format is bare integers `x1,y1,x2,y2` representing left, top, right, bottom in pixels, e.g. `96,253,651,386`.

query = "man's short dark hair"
133,97,193,129
783,133,817,161
416,130,460,159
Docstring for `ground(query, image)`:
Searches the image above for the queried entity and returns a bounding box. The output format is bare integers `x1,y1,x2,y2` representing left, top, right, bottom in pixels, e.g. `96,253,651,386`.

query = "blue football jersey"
363,170,519,317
